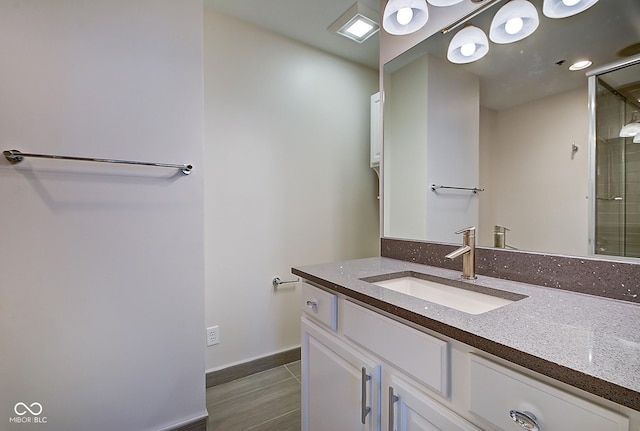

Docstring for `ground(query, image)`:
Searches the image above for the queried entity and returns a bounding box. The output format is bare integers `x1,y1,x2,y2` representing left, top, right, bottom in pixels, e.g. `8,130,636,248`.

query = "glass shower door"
593,62,640,258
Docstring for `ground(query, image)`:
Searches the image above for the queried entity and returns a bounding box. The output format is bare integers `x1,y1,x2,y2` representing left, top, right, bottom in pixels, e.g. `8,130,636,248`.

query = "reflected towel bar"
431,184,485,194
596,196,623,201
3,149,193,175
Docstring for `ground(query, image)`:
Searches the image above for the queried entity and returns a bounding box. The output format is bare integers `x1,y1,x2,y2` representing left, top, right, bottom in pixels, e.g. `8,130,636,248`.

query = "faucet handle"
454,226,476,235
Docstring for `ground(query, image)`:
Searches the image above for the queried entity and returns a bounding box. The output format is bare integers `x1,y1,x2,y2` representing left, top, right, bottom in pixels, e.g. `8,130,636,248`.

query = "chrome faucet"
445,227,476,280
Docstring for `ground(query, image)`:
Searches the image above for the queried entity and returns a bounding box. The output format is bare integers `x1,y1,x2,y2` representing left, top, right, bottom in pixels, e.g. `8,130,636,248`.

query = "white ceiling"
385,0,640,110
203,0,640,107
203,0,381,70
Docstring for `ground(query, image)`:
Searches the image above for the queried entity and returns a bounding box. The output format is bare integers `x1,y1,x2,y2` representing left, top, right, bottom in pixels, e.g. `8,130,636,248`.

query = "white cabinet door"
343,300,449,397
302,317,381,431
388,373,480,431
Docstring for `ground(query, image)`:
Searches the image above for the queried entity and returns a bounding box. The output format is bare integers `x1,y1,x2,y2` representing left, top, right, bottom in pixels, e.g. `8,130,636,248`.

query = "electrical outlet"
207,326,220,347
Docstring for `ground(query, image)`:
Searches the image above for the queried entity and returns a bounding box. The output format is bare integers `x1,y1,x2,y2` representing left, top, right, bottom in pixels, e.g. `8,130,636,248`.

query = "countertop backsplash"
381,238,640,304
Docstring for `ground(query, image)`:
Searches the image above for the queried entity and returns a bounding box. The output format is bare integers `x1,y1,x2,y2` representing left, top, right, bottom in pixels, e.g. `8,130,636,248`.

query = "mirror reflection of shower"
593,58,640,258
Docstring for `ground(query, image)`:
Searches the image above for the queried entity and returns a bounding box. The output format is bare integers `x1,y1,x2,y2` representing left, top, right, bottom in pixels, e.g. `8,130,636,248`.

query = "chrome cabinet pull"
388,386,399,431
509,410,540,431
306,300,318,311
361,367,371,425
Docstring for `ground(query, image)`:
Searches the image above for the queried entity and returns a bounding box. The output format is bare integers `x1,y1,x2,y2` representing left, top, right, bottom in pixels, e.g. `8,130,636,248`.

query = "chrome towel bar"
431,184,485,194
3,149,193,175
272,276,299,288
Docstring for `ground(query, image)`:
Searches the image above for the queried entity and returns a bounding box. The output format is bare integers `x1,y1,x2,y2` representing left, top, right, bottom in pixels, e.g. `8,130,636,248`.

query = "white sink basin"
372,276,516,315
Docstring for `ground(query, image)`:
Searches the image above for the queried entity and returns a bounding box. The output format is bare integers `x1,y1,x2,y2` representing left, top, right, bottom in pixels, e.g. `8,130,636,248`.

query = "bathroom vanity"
293,256,640,431
299,1,640,429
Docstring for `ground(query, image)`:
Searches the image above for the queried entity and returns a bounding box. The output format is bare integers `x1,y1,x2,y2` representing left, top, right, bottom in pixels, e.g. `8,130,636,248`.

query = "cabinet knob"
509,410,540,431
306,300,318,311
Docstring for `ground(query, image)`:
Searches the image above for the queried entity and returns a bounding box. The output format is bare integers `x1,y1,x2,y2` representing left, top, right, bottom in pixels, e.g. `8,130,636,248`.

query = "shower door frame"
587,54,640,258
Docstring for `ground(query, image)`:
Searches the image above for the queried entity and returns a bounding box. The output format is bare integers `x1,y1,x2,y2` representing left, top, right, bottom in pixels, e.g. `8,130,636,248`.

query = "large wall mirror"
382,0,640,259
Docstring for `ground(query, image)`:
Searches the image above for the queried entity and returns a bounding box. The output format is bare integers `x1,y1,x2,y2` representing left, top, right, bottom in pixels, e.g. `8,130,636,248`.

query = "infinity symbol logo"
14,402,43,416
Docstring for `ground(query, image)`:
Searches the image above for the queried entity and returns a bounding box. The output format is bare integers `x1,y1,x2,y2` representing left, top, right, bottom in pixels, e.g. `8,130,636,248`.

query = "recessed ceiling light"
329,3,380,43
569,59,592,71
341,15,378,41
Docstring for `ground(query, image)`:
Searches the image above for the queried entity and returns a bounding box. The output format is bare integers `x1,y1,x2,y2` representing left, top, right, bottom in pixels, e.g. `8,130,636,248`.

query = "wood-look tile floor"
206,361,301,431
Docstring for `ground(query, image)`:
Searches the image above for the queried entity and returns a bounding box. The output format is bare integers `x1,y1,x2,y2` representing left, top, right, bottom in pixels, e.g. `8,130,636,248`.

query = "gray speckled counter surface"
292,257,640,411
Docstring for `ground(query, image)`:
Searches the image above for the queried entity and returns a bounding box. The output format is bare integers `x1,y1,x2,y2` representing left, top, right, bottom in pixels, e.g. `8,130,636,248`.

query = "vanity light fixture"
330,2,380,43
619,112,640,138
382,0,429,36
489,0,539,44
447,24,489,64
568,59,592,71
542,0,599,19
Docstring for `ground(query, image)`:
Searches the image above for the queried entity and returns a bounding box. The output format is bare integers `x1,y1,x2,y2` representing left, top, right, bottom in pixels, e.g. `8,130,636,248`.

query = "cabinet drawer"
342,300,449,396
301,282,337,331
469,355,628,431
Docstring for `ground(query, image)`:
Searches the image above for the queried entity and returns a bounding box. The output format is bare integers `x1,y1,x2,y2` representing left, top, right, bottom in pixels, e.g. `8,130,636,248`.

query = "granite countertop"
292,257,640,412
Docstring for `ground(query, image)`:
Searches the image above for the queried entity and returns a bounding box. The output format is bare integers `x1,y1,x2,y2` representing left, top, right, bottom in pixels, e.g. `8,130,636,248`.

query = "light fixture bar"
441,0,503,34
427,0,464,6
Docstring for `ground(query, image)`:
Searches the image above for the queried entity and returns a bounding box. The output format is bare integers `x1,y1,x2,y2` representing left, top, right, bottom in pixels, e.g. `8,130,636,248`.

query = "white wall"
425,55,479,243
384,56,429,239
478,107,499,246
384,55,479,242
0,2,206,431
479,88,589,255
203,10,379,371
